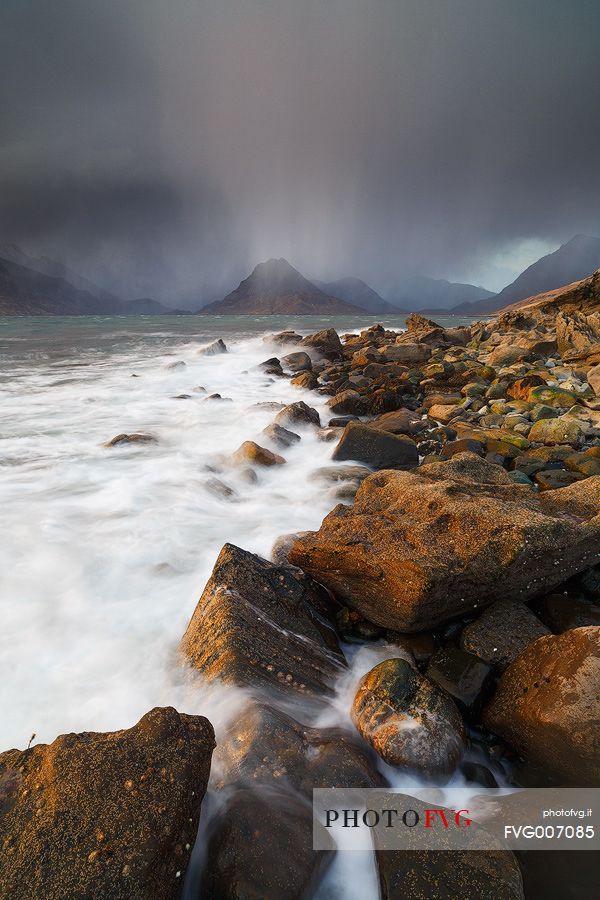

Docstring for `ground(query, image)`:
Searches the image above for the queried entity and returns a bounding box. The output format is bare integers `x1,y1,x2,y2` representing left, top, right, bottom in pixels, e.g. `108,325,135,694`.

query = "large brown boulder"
0,708,214,900
179,544,345,702
483,626,600,785
289,454,600,631
351,658,465,779
332,421,419,470
299,327,343,360
214,701,383,795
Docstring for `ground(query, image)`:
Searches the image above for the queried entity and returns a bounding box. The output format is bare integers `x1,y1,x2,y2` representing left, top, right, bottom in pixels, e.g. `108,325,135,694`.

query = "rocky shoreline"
2,283,600,898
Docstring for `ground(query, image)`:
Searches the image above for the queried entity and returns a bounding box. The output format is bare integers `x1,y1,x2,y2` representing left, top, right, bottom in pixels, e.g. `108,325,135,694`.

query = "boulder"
460,599,550,671
332,421,419,470
266,331,303,346
587,363,600,396
0,708,214,900
380,343,430,364
556,309,600,363
530,592,600,632
200,786,333,900
526,384,581,408
261,423,301,449
376,803,524,900
232,441,286,466
198,338,227,355
425,646,494,717
281,351,312,372
327,390,369,416
105,433,157,447
288,454,600,631
290,370,319,389
427,403,461,424
528,417,584,446
274,401,321,428
371,408,427,436
484,626,600,785
214,702,383,795
506,374,547,400
179,544,345,702
299,328,343,360
351,658,465,779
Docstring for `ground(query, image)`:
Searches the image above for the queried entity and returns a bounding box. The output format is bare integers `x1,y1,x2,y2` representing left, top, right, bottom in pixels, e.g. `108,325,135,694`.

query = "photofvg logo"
312,788,600,852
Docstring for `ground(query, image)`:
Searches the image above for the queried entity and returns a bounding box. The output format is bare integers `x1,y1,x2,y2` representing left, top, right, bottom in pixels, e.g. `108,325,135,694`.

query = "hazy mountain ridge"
384,275,494,311
200,258,368,315
314,276,401,313
0,250,186,316
454,235,600,314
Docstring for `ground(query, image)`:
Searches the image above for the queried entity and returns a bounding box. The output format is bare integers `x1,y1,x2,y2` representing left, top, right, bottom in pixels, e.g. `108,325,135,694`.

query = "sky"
1,0,599,303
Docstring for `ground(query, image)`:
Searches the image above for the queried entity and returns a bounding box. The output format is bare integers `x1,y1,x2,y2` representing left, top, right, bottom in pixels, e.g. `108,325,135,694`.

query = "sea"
0,313,486,898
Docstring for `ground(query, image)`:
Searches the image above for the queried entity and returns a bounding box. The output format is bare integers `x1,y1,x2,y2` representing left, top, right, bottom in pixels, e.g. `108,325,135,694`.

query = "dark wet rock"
281,351,312,373
266,331,303,346
200,786,333,900
232,441,286,466
105,433,157,447
328,415,359,427
0,707,215,900
299,327,343,360
332,421,418,470
198,338,227,356
425,645,494,718
259,356,281,369
204,477,237,500
386,631,436,667
484,626,600,785
273,401,321,429
351,658,465,779
163,359,187,370
289,455,600,632
460,599,550,671
179,544,345,702
261,423,301,449
515,847,598,900
311,464,372,485
440,437,485,459
214,702,383,795
205,393,232,401
376,798,524,900
290,370,319,389
529,592,600,632
172,393,192,399
251,401,286,411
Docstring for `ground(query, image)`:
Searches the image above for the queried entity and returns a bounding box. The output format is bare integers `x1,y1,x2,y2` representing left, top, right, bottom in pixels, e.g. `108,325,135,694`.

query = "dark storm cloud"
1,0,599,301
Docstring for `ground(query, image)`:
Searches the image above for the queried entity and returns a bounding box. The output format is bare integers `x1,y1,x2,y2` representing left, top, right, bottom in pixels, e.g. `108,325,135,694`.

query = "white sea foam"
0,328,360,749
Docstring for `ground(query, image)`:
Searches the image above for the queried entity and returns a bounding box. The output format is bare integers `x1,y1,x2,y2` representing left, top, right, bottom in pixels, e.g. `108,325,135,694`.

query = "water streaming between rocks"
0,312,491,899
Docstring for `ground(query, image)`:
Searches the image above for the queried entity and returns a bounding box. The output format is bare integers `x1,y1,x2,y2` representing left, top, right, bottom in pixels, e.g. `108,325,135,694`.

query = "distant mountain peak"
201,259,368,315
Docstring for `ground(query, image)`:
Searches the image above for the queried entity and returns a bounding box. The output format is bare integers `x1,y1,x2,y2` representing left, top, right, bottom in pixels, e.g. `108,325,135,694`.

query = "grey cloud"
1,0,599,301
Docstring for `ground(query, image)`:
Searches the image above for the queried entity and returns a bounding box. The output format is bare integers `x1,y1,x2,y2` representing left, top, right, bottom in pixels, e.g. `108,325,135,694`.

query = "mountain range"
2,234,600,317
0,246,186,316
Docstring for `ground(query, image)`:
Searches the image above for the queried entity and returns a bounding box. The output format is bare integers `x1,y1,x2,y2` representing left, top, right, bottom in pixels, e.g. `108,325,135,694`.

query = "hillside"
384,275,494,311
200,258,367,315
315,276,400,313
0,253,185,316
454,234,600,314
